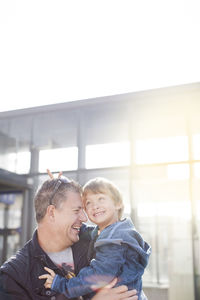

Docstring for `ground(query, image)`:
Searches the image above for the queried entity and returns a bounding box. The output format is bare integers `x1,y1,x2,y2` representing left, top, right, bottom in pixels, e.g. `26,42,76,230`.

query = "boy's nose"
92,203,100,210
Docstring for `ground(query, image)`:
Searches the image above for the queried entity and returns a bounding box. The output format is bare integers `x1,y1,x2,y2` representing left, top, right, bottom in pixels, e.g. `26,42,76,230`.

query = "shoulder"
0,249,30,297
0,242,31,278
93,220,130,248
111,218,148,245
0,241,35,300
98,218,148,246
99,218,134,239
0,232,37,284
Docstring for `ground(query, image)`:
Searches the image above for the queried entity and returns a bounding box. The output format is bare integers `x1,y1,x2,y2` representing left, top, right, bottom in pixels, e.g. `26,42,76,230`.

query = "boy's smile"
93,211,105,217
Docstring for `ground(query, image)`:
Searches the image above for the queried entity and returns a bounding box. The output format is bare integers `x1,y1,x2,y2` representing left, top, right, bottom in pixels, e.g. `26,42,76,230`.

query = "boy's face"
85,192,120,231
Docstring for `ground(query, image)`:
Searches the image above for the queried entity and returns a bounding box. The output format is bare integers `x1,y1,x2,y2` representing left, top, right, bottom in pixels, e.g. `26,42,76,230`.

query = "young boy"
39,177,151,300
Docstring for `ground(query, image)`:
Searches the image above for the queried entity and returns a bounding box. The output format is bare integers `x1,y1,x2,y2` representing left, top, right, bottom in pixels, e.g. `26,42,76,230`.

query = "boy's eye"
99,197,105,201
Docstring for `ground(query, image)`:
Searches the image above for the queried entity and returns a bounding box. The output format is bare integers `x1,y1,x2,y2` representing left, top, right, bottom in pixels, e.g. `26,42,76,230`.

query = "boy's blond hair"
82,177,124,219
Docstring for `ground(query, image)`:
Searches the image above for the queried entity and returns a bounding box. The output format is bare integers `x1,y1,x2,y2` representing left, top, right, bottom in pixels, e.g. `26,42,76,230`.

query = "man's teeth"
73,226,80,231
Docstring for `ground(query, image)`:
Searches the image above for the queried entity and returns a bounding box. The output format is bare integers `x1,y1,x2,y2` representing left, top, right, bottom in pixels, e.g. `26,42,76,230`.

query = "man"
0,176,138,300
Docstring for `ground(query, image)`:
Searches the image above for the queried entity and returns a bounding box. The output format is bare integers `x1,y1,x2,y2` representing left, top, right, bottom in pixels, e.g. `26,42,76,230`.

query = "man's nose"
79,209,88,222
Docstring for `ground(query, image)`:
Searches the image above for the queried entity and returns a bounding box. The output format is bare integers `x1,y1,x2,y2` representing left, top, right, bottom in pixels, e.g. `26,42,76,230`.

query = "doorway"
0,169,32,265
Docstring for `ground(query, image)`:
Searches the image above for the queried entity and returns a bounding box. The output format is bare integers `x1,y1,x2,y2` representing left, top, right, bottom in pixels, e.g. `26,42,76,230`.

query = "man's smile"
72,225,81,233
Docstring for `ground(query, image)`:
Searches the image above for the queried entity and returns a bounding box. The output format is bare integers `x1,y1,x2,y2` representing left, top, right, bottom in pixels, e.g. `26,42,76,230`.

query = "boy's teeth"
94,212,104,216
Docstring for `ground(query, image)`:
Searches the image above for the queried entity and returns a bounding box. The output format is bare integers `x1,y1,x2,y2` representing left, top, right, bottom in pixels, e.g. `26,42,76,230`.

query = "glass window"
33,111,78,148
0,193,23,228
194,162,200,180
167,164,190,180
7,194,23,228
0,193,23,264
132,163,193,288
192,164,200,288
84,105,129,145
7,234,20,260
0,203,4,228
0,151,31,174
192,134,200,160
135,136,188,164
86,142,130,169
39,147,78,173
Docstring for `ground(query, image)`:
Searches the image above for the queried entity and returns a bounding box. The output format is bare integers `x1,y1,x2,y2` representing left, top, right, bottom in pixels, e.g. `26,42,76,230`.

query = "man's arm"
91,278,138,300
40,242,126,298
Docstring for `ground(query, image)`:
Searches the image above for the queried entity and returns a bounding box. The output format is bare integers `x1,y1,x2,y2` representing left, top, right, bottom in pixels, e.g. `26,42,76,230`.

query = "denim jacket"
52,218,151,300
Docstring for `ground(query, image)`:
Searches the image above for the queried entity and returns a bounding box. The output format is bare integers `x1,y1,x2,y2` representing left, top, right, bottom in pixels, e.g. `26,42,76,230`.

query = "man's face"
54,191,87,247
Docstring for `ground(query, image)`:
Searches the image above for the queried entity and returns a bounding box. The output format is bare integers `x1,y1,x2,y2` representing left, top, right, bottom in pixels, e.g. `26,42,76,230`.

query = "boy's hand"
38,267,56,289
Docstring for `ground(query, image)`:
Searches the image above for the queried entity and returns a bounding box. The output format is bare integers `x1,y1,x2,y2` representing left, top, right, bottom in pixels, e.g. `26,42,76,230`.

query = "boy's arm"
50,242,127,298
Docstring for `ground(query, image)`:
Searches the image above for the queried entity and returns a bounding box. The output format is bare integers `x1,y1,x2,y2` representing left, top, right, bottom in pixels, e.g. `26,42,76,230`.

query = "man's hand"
91,278,138,300
38,267,56,289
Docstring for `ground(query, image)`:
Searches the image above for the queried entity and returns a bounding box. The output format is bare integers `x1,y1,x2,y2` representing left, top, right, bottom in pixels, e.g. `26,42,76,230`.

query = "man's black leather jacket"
0,225,92,300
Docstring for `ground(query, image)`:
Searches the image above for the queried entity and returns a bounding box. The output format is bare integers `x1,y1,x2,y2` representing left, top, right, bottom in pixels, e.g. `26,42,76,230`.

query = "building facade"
0,82,200,299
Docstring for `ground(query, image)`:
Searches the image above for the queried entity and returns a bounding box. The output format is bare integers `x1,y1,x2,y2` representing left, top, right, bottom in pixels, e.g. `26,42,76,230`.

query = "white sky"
0,0,200,112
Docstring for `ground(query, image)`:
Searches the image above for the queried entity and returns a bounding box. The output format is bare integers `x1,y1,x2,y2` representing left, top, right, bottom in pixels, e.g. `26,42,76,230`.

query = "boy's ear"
115,203,122,210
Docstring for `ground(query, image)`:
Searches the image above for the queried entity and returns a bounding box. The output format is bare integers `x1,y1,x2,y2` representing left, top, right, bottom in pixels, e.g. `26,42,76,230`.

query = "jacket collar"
30,228,89,274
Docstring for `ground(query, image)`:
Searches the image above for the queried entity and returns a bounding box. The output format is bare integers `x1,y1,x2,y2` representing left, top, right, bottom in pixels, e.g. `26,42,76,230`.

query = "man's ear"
46,205,56,221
